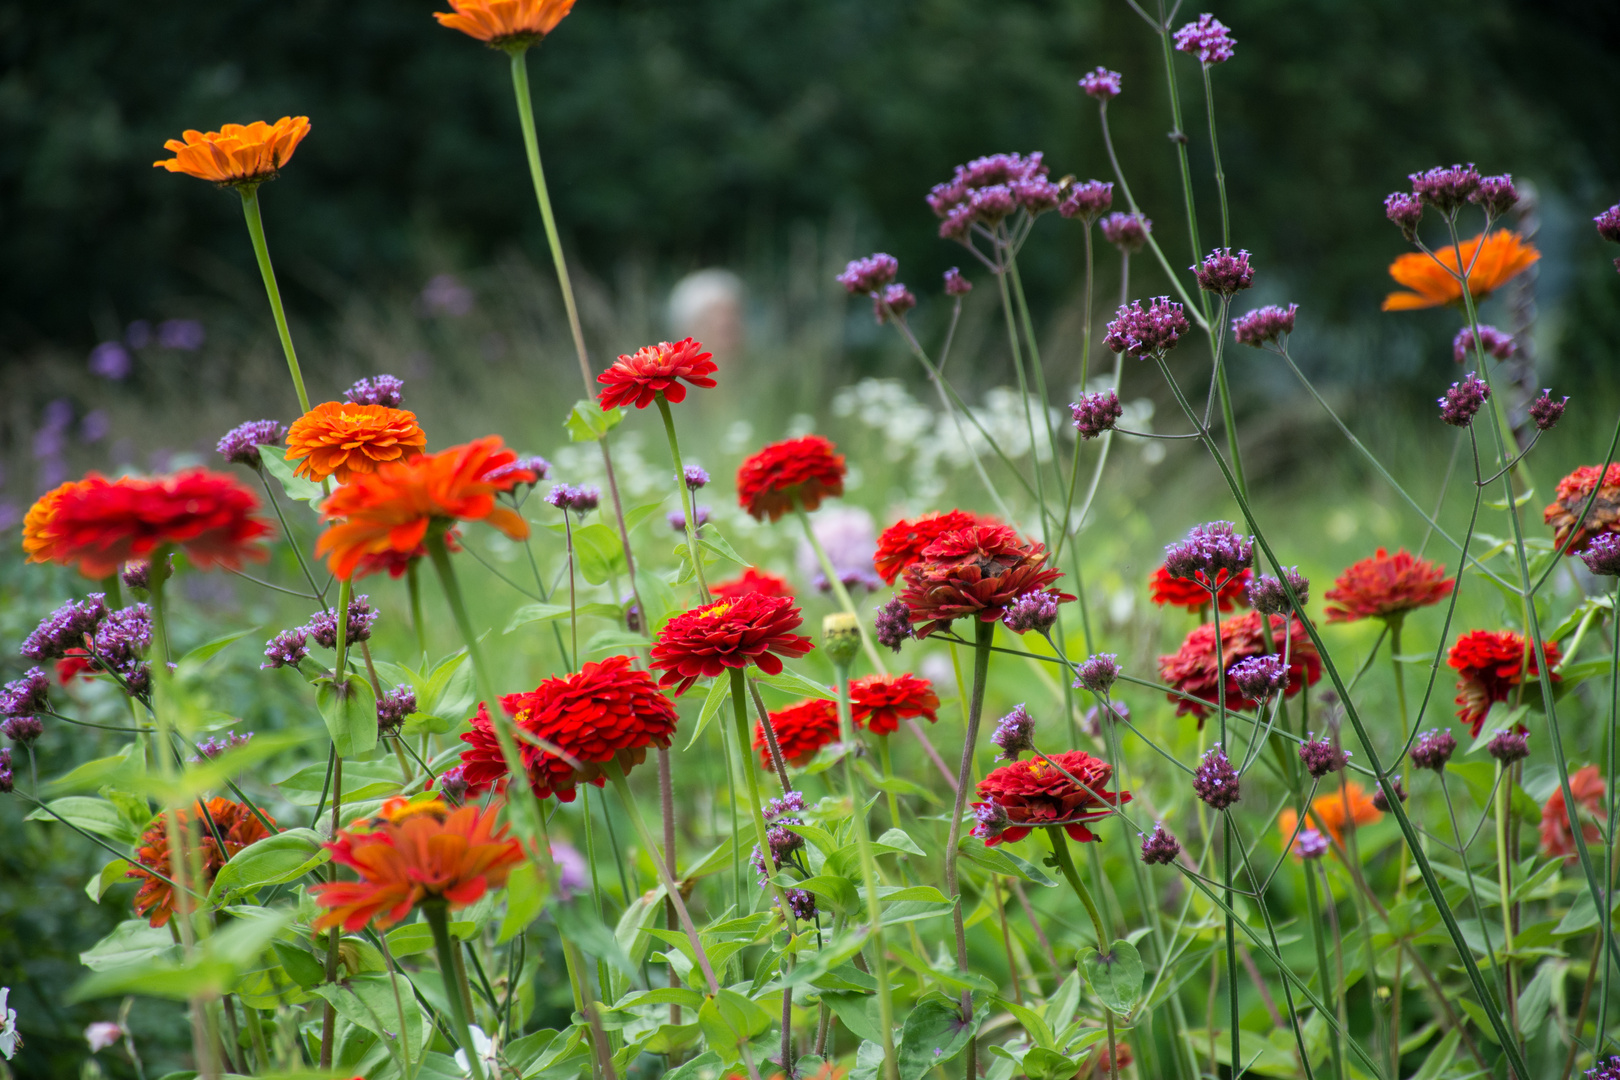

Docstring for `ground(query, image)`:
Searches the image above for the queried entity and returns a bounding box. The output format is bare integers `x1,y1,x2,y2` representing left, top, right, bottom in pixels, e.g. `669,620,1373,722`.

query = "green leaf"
634,566,682,635
208,828,328,901
72,909,290,1002
582,629,653,656
80,920,178,971
783,873,858,915
44,746,142,796
821,991,885,1046
313,972,425,1064
698,528,748,567
86,858,132,902
897,998,981,1079
411,649,475,733
566,399,625,442
498,861,548,943
1517,959,1559,1036
273,941,327,988
27,796,140,845
176,628,257,669
956,839,1057,887
1080,939,1144,1016
554,899,638,979
505,601,625,632
276,759,401,806
664,1050,723,1080
1021,1047,1082,1080
260,448,324,503
316,674,379,757
697,988,772,1051
572,522,628,584
687,676,732,750
873,828,926,857
756,669,837,701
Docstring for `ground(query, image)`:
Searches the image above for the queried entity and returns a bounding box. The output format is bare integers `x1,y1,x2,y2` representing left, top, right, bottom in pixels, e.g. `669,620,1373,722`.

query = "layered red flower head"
1158,611,1322,725
848,673,939,735
1545,464,1620,554
458,654,678,801
712,567,794,600
596,338,718,410
651,594,815,695
1448,629,1560,736
736,435,846,521
316,437,534,580
971,750,1129,847
1541,765,1605,861
755,697,840,769
129,798,276,927
899,523,1068,638
1323,547,1454,622
310,797,524,931
1148,564,1250,614
874,510,994,585
24,469,272,579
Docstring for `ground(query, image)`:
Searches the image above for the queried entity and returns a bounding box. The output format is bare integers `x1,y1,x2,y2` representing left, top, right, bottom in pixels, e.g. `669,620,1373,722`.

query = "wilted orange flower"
129,798,277,927
1323,547,1454,623
153,117,311,187
284,402,427,483
1545,463,1620,553
1277,782,1382,849
316,437,534,580
1541,765,1605,861
1382,230,1539,311
310,797,525,931
24,469,272,578
434,0,575,48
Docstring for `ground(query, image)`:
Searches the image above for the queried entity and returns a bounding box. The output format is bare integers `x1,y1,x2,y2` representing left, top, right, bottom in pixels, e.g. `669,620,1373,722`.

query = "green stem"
1304,859,1345,1080
944,620,994,1080
729,668,799,934
239,188,311,414
426,901,487,1080
1602,579,1620,1055
1046,829,1119,1080
994,261,1053,547
1497,760,1519,1043
1200,63,1231,248
408,561,427,659
876,735,902,832
796,506,887,674
833,661,898,1080
562,514,579,667
656,394,710,599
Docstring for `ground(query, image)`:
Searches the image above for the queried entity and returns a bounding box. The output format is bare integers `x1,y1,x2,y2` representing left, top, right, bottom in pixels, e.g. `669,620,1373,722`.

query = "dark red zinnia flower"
458,654,678,802
129,797,277,927
24,469,273,579
1545,464,1620,554
595,337,718,410
1158,611,1322,725
712,567,794,600
1148,564,1250,614
873,510,994,585
1540,764,1604,861
1323,547,1454,622
736,435,846,522
848,673,940,735
971,750,1130,847
754,698,840,769
1448,629,1561,736
650,594,815,695
899,523,1069,638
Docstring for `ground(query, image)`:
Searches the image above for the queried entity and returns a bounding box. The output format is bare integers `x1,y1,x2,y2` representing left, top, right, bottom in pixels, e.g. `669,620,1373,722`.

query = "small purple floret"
1192,248,1255,295
1298,736,1349,779
1059,180,1113,223
1410,729,1457,771
1140,823,1180,865
1078,67,1122,101
1074,653,1120,694
991,704,1037,761
1451,325,1516,364
874,598,912,653
1195,745,1241,810
1487,728,1530,765
344,375,405,408
1164,521,1253,582
1071,390,1123,440
837,253,900,296
377,686,417,732
1232,304,1298,347
1438,373,1491,427
943,267,973,296
1580,533,1620,577
1173,13,1236,64
1246,568,1308,616
216,420,287,468
1529,391,1567,432
1099,212,1151,252
1104,297,1189,359
305,596,378,650
547,484,601,514
1003,591,1061,635
1410,164,1482,214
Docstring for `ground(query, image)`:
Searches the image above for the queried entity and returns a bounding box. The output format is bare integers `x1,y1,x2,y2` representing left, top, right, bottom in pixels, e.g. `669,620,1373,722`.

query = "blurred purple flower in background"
89,342,132,380
419,273,475,317
158,319,205,350
796,506,881,593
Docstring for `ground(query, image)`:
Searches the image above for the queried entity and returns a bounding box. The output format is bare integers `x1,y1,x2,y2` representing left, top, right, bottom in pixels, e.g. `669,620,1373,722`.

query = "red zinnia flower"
899,523,1068,638
24,470,272,579
1148,563,1250,614
972,750,1130,847
754,698,841,769
1540,765,1605,861
129,798,277,928
712,567,794,600
736,436,846,522
310,797,524,931
1448,629,1561,736
1158,611,1322,725
848,673,939,735
457,654,678,801
1323,547,1454,622
650,594,815,695
1545,464,1620,554
315,437,534,580
596,338,718,410
873,510,993,585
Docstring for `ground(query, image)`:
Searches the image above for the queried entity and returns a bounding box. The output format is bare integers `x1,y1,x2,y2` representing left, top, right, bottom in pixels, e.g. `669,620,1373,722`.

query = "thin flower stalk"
943,619,993,1080
796,506,887,674
239,189,312,414
655,394,710,599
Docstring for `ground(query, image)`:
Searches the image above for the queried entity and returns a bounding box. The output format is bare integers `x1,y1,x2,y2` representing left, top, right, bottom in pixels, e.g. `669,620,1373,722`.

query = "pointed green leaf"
260,449,324,503
1080,938,1144,1015
316,674,378,757
566,399,625,442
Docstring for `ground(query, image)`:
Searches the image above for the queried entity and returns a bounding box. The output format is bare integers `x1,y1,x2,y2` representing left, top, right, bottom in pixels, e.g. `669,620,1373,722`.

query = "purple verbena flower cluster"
928,152,1059,241
1,668,50,718
1371,776,1406,811
344,374,405,408
1295,828,1329,860
1580,533,1620,576
1078,67,1122,101
1246,568,1308,615
1487,728,1530,765
1164,521,1253,583
1099,212,1151,253
437,765,470,805
1232,304,1297,347
1438,373,1491,427
1409,164,1481,214
1192,248,1255,295
1471,174,1519,217
971,798,1010,842
487,454,550,487
1451,325,1516,364
668,506,711,532
837,253,899,296
1529,391,1568,432
377,685,417,732
875,283,917,323
1173,13,1236,64
1059,180,1114,224
547,484,601,514
1298,736,1349,779
1070,390,1123,440
1195,745,1241,809
1074,652,1120,694
1104,297,1190,359
22,595,109,662
191,731,253,762
684,465,710,490
874,598,912,653
305,596,379,650
1003,590,1061,635
1410,729,1457,771
1230,655,1289,701
991,704,1036,761
216,420,287,468
0,748,13,794
1383,192,1425,240
943,267,973,296
262,627,310,670
2,715,43,745
1140,823,1180,865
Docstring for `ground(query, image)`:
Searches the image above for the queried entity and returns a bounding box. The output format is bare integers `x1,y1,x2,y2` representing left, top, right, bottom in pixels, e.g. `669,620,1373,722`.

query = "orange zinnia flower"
1382,230,1539,311
1545,463,1620,554
315,437,535,580
1540,765,1605,861
129,798,277,928
1277,782,1382,849
152,117,311,188
24,469,272,579
1323,547,1454,623
434,0,576,48
309,797,525,931
284,402,427,483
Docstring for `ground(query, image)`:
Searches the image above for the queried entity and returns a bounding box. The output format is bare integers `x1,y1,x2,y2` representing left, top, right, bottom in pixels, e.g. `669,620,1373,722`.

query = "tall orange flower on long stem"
284,402,427,483
1382,230,1539,311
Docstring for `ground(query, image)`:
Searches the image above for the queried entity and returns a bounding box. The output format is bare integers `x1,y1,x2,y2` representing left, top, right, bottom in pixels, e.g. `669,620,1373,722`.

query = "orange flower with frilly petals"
899,522,1069,638
849,673,939,735
309,797,524,931
284,402,427,483
153,117,311,188
1323,547,1454,622
1277,782,1382,848
1540,765,1605,861
434,0,575,48
129,798,277,927
24,469,272,578
597,338,718,410
1382,230,1539,311
315,437,534,580
1545,464,1620,553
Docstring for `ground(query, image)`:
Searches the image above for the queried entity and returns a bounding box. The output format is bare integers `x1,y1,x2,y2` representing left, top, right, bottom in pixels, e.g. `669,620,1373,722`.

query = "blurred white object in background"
668,268,744,360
